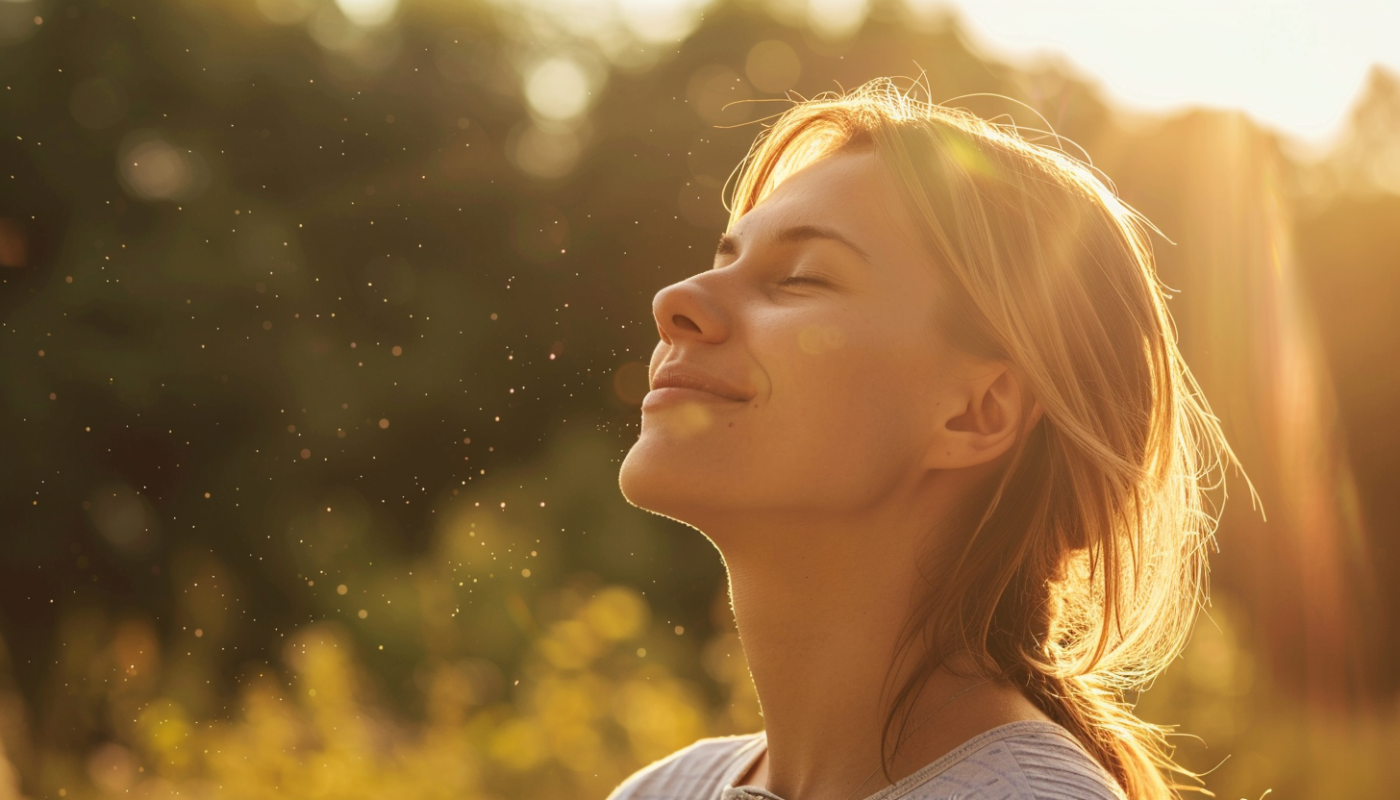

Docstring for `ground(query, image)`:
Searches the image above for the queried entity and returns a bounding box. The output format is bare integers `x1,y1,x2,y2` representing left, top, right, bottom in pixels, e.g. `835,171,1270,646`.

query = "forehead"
730,150,921,253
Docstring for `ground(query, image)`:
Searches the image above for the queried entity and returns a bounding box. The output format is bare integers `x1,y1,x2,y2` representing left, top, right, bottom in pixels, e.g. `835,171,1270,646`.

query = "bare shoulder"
605,733,766,800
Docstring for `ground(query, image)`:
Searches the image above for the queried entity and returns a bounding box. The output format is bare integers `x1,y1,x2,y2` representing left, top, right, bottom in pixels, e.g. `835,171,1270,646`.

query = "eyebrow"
715,224,872,263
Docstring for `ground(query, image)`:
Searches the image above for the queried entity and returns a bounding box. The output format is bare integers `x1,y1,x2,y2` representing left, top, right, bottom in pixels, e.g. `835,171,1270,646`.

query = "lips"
648,364,753,402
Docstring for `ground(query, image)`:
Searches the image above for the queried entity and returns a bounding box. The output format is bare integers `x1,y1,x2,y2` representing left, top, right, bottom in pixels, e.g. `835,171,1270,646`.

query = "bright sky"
322,0,1400,143
909,0,1400,143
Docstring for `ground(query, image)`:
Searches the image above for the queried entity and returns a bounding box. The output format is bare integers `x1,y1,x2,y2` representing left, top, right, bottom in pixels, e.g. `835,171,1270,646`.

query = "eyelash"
778,274,826,287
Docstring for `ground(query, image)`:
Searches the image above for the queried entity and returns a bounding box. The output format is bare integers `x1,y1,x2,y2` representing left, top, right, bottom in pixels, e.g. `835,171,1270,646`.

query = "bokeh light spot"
256,0,315,26
807,0,870,40
118,131,207,202
509,122,583,179
686,65,751,126
745,40,801,93
333,0,397,28
525,57,592,122
612,361,650,406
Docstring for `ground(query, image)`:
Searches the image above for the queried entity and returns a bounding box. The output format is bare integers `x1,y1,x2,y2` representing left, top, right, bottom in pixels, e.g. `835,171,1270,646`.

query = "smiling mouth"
640,386,753,418
644,367,753,407
646,372,750,403
643,386,738,403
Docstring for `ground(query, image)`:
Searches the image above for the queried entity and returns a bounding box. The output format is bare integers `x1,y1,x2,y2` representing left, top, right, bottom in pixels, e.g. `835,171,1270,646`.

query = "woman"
610,79,1236,800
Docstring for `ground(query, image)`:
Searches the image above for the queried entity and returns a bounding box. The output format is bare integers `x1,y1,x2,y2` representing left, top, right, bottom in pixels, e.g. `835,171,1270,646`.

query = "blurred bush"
14,577,756,800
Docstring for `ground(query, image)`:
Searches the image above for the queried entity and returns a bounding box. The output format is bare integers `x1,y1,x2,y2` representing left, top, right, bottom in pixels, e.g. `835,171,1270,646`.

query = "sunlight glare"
909,0,1400,142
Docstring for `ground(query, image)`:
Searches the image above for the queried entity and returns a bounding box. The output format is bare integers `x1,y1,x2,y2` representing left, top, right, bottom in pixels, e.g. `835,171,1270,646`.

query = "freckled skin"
620,152,981,532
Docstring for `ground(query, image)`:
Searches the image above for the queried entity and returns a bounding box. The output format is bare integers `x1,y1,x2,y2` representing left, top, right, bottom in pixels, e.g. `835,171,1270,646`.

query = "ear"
925,362,1041,470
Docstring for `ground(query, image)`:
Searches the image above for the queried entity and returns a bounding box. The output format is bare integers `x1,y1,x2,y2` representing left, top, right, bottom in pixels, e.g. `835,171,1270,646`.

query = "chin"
618,435,689,520
617,428,738,529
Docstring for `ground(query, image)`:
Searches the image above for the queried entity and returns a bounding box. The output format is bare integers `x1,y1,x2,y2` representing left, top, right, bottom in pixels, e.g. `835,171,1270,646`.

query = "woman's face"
619,150,978,530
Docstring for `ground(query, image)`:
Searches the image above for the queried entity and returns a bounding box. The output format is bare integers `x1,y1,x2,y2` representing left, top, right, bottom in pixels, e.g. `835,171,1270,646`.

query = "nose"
652,275,730,345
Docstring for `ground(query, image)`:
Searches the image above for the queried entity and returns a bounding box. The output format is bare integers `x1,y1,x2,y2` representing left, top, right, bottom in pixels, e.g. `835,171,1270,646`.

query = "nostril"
672,314,702,334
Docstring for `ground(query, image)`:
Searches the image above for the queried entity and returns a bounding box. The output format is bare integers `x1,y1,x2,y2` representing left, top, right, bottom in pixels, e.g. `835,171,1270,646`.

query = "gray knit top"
605,721,1125,800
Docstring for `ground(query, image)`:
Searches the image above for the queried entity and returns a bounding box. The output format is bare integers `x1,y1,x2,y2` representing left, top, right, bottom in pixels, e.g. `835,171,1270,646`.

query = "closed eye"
779,274,828,287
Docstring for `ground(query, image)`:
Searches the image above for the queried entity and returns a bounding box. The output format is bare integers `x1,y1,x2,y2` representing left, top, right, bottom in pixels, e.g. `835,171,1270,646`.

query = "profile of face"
618,150,1029,537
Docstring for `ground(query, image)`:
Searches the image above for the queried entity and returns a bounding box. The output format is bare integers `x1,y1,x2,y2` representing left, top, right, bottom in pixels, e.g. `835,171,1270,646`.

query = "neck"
710,494,1047,800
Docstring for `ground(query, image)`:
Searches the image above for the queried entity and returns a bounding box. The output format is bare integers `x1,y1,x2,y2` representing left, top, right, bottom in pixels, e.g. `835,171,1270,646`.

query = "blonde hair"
726,79,1241,800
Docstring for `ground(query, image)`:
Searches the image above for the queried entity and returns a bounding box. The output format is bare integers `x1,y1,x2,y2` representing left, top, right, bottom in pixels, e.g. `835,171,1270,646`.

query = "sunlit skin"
618,151,1052,800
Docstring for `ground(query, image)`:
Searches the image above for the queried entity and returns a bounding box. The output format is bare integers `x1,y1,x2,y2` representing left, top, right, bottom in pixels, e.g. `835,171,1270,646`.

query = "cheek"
764,318,935,475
